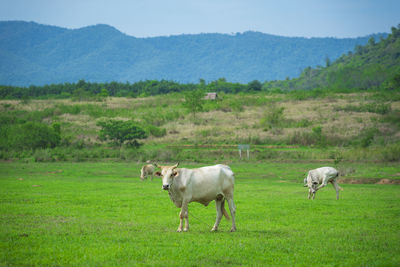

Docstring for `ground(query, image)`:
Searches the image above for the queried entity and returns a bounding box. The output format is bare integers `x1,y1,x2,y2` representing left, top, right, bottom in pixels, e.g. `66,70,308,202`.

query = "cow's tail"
222,199,230,220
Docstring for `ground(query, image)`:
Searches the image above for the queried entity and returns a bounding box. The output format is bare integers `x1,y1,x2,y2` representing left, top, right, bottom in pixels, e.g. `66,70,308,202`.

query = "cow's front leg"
332,180,341,200
315,181,328,192
177,201,189,232
308,188,312,199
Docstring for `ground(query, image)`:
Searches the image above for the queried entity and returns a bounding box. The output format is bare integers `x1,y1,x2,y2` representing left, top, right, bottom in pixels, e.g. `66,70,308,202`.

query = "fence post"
238,144,250,159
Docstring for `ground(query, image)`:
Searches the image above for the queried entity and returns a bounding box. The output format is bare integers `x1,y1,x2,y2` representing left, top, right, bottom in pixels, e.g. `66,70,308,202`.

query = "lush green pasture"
1,162,400,266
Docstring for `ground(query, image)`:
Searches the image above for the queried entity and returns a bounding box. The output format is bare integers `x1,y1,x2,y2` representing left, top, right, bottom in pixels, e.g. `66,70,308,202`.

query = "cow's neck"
168,176,183,208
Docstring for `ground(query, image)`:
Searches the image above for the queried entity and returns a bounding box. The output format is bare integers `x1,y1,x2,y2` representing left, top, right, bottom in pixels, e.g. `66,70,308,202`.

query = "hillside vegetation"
1,90,399,163
0,21,385,86
267,25,400,91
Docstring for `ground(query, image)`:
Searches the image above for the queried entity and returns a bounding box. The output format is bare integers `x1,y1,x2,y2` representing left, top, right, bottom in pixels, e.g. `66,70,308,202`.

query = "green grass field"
1,162,400,266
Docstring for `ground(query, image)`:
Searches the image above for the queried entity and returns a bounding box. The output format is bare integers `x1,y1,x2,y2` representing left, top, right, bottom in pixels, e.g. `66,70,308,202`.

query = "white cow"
140,164,155,181
156,163,236,232
305,167,342,200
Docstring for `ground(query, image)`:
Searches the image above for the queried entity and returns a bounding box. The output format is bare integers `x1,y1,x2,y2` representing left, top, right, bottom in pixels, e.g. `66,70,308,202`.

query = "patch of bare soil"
376,179,400,185
338,178,400,185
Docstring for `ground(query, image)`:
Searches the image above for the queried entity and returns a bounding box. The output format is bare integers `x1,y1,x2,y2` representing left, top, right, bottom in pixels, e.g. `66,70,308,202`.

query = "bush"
260,104,285,130
1,122,61,150
145,125,167,138
287,131,316,146
97,119,148,147
312,126,327,147
55,104,81,115
287,126,327,147
351,128,379,148
33,149,55,162
382,144,400,161
336,102,392,115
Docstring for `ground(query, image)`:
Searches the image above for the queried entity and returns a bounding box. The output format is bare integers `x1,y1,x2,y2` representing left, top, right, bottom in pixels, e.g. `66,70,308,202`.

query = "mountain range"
0,21,387,86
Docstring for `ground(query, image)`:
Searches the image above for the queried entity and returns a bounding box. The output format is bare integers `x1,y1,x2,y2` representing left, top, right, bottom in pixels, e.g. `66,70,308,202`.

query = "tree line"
0,78,266,100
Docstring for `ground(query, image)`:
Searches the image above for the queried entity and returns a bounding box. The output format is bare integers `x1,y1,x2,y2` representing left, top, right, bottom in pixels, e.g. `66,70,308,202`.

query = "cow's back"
182,164,234,205
312,167,338,183
144,164,155,173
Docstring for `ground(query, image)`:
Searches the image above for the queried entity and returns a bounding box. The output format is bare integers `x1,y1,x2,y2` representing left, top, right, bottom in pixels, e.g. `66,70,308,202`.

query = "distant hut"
204,92,218,100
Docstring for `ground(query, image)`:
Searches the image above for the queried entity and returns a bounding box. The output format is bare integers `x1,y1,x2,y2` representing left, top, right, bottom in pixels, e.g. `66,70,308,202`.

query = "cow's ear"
155,171,162,176
172,171,179,177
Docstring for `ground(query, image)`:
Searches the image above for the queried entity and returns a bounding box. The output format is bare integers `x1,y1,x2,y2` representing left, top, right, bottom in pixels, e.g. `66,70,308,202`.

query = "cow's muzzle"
162,184,169,190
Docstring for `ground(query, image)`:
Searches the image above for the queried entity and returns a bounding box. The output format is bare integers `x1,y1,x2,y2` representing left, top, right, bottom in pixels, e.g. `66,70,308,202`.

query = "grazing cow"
140,164,155,181
156,163,236,232
305,167,342,200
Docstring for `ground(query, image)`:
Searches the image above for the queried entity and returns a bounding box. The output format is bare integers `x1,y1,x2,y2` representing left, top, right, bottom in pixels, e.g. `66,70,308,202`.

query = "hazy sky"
1,0,399,38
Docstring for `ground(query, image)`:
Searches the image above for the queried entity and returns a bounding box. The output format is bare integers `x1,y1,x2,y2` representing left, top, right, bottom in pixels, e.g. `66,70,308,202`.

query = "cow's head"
140,167,145,180
306,173,318,193
155,163,179,190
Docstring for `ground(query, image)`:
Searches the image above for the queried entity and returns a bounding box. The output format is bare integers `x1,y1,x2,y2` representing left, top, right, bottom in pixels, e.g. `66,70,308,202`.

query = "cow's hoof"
177,228,182,232
211,227,218,232
230,227,236,232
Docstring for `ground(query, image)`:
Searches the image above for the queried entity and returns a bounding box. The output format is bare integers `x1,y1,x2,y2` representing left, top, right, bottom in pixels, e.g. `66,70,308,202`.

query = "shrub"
2,122,61,150
260,104,285,130
146,125,167,138
33,149,55,162
312,126,327,147
382,144,400,161
97,119,148,147
382,110,400,127
335,102,392,115
287,131,315,146
55,104,81,115
294,119,313,128
287,126,327,147
351,128,379,148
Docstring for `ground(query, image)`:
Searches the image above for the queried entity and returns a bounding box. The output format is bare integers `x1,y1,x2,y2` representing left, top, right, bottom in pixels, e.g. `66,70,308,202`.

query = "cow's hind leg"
227,197,236,232
211,195,224,231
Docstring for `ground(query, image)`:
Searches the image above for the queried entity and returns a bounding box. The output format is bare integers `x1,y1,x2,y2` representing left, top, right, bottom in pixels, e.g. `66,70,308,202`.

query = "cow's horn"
173,163,179,169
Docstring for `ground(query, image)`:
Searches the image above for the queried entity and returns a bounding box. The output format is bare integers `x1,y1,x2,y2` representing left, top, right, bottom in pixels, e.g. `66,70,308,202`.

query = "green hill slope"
269,25,400,91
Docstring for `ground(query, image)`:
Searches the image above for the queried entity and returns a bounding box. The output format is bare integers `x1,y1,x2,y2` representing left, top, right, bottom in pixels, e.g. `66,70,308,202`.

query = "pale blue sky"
0,0,399,37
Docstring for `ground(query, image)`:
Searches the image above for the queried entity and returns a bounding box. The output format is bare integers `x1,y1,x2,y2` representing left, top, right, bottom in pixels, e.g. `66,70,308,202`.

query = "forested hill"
0,21,387,86
266,25,400,91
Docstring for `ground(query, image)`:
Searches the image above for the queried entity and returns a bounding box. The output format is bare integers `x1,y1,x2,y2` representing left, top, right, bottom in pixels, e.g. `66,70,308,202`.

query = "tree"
72,88,92,101
183,89,204,119
368,37,376,47
97,120,147,147
98,88,109,97
325,56,331,67
248,80,262,91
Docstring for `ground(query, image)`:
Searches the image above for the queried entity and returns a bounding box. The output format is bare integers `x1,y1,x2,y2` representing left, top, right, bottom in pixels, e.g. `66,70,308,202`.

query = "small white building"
204,92,218,100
